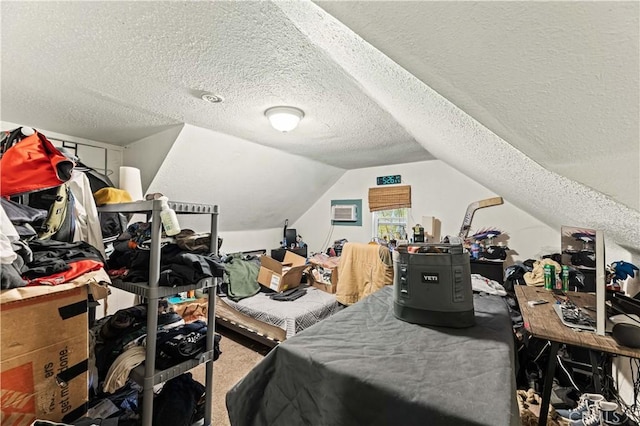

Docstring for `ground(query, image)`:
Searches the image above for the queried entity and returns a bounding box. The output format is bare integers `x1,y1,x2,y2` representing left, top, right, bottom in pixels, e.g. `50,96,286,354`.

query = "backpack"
37,183,76,242
0,128,74,197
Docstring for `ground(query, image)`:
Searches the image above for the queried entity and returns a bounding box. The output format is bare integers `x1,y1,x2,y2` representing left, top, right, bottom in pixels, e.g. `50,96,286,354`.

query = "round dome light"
265,106,304,132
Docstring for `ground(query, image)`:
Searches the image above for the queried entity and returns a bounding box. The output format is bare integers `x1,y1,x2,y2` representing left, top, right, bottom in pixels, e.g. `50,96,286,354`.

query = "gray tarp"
227,286,518,426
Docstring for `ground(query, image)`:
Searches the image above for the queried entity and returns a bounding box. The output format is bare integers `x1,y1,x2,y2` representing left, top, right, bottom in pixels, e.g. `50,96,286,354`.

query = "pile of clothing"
92,303,221,395
106,225,225,287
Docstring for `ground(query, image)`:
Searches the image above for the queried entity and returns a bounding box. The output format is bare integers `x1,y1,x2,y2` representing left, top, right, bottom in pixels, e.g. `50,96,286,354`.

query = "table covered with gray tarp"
226,286,519,426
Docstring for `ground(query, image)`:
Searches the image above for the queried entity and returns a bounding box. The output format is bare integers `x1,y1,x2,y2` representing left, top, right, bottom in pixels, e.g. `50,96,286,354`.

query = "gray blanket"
226,286,518,426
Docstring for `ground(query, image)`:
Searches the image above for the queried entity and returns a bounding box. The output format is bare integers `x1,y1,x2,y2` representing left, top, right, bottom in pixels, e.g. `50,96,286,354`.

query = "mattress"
218,285,343,339
227,286,518,426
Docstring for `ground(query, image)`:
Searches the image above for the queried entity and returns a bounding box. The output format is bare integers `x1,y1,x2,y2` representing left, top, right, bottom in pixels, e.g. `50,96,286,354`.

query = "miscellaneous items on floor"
517,388,566,426
554,392,637,426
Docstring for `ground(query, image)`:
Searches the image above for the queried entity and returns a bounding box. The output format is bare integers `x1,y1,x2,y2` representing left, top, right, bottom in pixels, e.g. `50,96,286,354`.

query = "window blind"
368,185,412,212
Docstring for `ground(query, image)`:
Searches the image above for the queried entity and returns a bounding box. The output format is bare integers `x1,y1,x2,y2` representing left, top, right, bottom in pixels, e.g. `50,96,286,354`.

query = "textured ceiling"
315,1,639,211
1,1,638,249
0,1,432,170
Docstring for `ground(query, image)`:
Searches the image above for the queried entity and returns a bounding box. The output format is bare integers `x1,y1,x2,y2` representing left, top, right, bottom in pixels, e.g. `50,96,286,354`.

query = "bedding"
227,286,518,426
218,285,343,339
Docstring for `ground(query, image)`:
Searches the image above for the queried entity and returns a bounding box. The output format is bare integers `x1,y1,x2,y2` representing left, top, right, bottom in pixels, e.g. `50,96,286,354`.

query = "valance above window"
368,185,412,212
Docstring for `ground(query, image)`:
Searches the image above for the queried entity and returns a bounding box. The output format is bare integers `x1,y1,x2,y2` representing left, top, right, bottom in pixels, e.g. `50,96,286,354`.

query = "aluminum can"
561,265,570,292
544,264,554,290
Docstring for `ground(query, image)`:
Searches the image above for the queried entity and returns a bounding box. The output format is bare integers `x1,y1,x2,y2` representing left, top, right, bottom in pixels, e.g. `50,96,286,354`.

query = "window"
368,184,411,242
372,208,409,242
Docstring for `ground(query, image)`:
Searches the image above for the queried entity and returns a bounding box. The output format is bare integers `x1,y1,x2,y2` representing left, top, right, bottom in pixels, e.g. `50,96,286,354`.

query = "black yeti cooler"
393,243,475,328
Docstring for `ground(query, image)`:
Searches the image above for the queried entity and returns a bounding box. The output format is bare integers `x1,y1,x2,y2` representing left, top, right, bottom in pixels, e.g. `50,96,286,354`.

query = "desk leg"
538,341,560,426
589,350,601,393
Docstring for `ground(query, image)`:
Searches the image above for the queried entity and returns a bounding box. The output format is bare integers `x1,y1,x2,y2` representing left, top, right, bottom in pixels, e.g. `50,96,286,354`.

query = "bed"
227,286,519,426
214,285,343,347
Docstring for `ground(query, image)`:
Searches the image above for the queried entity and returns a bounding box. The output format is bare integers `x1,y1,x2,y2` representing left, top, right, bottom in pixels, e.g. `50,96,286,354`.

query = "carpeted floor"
190,326,272,426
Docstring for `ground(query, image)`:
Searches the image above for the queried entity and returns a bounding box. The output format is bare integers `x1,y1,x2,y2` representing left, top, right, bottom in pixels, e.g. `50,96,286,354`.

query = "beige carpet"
191,326,272,426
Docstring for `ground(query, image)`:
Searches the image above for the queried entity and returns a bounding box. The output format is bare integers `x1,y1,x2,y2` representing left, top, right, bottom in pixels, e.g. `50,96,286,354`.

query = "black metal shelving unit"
97,200,219,426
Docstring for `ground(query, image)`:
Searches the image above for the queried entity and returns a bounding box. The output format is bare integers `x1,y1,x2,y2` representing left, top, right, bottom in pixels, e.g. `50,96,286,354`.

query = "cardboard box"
258,251,308,292
1,286,89,425
307,265,338,294
306,254,340,294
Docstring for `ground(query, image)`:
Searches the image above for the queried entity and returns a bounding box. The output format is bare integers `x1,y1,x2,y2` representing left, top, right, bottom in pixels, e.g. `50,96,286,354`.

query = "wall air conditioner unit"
331,204,358,222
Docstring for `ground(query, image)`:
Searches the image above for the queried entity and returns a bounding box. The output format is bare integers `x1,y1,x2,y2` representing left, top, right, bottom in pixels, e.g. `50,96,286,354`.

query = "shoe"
570,405,601,426
557,393,605,420
601,401,630,425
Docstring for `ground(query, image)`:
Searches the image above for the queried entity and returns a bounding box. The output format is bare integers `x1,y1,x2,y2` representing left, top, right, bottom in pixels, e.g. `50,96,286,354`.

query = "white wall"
145,124,345,233
123,124,183,192
294,160,561,262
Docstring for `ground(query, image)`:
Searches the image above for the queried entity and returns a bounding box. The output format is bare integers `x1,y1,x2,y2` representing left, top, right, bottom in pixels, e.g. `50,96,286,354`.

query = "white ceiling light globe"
265,106,304,132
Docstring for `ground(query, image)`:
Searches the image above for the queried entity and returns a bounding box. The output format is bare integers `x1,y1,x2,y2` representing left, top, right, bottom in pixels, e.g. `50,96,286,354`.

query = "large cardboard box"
258,251,308,292
1,286,89,426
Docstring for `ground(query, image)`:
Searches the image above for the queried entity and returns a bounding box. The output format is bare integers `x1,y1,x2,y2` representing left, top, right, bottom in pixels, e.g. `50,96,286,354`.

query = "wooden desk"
515,286,639,426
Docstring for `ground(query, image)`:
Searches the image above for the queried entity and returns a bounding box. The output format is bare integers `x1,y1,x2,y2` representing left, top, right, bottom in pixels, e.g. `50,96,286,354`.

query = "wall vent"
331,204,358,222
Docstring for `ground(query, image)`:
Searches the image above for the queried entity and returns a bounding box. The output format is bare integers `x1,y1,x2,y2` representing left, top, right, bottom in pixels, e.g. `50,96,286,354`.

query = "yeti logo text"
421,273,439,284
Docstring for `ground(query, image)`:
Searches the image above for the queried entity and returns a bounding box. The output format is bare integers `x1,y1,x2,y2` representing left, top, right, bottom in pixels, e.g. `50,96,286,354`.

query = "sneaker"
601,401,630,425
557,393,605,420
570,405,601,426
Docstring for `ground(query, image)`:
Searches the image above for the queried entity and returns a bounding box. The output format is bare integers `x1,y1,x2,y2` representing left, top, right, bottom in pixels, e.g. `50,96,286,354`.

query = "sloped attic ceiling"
1,1,638,250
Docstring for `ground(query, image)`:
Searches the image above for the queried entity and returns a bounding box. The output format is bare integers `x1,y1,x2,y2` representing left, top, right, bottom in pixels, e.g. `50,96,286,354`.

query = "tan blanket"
336,242,393,305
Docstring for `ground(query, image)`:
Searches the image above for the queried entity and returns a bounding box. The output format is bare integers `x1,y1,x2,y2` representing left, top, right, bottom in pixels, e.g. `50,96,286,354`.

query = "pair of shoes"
557,393,605,421
568,400,630,426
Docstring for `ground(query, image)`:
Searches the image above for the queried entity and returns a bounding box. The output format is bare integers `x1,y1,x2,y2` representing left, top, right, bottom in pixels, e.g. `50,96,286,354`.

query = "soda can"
544,264,554,291
561,265,570,292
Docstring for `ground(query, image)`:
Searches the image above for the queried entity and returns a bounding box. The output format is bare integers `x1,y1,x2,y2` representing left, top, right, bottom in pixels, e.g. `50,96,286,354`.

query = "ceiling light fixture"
265,106,304,132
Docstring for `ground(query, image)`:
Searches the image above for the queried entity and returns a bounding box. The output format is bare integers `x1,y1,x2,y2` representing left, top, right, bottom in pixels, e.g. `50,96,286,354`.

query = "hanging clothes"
68,169,106,258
